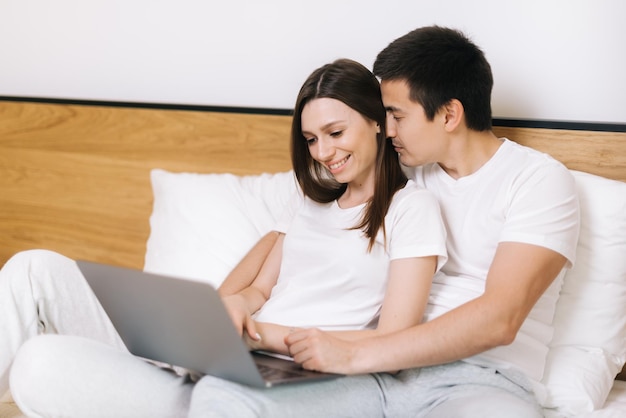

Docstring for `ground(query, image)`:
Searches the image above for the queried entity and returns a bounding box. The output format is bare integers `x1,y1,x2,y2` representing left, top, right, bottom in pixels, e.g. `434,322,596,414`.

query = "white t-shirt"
254,179,447,331
406,138,579,383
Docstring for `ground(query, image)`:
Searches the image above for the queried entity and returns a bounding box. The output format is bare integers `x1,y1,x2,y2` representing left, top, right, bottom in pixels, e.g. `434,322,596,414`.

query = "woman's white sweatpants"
0,249,192,417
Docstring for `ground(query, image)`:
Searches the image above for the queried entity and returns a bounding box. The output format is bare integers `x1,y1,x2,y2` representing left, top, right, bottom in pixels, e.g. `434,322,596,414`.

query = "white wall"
1,0,624,124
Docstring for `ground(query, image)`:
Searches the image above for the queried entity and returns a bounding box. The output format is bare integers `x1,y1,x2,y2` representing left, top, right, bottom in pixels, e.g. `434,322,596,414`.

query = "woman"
222,59,447,358
3,59,446,417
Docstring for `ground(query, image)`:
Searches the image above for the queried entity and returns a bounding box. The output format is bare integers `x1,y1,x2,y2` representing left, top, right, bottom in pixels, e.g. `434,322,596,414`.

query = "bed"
0,99,625,417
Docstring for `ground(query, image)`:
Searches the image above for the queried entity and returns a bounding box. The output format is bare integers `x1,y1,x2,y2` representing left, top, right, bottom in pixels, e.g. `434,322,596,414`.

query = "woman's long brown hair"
291,58,407,251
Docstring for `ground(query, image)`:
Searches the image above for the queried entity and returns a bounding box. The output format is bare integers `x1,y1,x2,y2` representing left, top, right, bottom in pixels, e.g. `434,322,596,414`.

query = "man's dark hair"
374,25,493,131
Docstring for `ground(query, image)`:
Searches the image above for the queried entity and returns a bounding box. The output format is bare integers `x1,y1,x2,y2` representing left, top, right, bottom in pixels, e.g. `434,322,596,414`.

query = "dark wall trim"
2,96,625,132
492,118,626,133
0,96,294,116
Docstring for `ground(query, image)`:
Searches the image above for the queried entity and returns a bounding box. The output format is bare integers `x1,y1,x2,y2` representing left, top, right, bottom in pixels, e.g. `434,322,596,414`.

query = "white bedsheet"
581,380,626,418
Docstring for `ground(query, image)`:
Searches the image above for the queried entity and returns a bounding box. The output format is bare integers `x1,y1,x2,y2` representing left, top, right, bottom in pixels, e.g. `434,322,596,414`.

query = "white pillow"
541,170,626,415
144,169,297,288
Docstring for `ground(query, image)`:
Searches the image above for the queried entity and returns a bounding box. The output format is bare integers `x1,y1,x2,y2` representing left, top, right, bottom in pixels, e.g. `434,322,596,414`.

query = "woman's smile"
328,155,351,172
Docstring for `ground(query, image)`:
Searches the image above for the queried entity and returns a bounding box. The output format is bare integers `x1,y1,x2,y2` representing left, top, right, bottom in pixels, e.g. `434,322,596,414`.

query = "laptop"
77,260,342,388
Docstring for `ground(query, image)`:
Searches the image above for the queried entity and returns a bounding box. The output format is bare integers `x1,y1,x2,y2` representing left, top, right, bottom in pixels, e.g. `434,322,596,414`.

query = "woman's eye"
330,130,343,138
305,137,316,145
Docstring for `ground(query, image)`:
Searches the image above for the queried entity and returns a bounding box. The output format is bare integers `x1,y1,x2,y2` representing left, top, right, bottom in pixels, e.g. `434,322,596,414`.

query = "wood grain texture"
493,126,626,181
0,101,292,269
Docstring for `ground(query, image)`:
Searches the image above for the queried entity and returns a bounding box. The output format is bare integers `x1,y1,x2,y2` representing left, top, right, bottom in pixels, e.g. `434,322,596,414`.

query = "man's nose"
386,115,397,138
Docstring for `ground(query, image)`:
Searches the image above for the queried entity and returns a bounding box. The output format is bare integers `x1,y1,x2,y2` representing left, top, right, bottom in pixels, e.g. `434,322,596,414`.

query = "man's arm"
218,231,279,297
285,241,567,374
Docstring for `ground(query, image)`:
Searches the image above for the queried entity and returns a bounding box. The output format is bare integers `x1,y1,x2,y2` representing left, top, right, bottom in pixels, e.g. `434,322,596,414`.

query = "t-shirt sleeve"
387,186,448,272
500,161,579,267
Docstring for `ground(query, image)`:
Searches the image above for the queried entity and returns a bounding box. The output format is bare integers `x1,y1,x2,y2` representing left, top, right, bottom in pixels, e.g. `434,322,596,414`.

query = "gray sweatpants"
189,361,543,417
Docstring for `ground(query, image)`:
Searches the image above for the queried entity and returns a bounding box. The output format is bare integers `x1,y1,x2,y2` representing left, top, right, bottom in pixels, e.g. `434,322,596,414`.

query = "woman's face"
301,98,379,191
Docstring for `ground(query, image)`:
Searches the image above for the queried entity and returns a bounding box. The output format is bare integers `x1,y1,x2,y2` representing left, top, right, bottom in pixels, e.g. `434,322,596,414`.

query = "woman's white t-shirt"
254,179,447,331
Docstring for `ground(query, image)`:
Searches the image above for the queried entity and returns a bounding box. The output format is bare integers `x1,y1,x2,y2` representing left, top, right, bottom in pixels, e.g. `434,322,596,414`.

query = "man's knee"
425,392,543,418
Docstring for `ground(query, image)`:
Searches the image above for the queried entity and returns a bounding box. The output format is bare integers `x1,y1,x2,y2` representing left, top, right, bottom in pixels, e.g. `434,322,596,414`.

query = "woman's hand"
222,294,260,342
244,322,295,355
284,328,358,374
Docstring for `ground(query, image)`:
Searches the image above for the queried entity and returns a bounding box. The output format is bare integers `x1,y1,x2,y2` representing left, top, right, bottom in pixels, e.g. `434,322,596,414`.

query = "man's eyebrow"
385,106,401,112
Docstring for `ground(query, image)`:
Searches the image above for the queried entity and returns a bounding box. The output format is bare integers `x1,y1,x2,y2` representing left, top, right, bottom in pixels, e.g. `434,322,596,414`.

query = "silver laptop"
77,260,342,388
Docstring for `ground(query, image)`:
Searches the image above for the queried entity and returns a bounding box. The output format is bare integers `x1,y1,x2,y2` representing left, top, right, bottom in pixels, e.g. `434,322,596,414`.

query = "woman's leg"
0,249,124,395
11,334,193,418
188,373,384,418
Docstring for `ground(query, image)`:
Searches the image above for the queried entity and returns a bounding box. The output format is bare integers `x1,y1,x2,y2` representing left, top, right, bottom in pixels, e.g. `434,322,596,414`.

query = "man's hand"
284,328,357,374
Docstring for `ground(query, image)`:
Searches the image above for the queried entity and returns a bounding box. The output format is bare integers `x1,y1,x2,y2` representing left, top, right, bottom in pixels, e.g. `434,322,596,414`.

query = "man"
209,26,579,417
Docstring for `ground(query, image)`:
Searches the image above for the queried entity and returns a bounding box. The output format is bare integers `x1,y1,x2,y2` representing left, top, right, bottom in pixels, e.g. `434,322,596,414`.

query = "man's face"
380,79,443,167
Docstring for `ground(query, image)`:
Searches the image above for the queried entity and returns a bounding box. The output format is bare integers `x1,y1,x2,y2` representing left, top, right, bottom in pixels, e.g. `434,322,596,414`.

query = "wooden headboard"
0,101,293,269
1,100,625,272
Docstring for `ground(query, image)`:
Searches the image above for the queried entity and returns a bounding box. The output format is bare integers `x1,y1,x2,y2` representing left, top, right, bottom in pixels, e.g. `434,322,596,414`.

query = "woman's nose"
316,138,335,161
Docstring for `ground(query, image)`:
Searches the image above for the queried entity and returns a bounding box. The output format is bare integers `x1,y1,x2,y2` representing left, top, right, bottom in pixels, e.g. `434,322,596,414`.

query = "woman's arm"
331,255,436,339
222,233,284,337
218,232,280,297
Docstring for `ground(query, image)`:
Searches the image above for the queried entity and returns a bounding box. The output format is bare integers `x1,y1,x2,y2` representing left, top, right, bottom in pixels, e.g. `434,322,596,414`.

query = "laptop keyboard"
257,363,306,380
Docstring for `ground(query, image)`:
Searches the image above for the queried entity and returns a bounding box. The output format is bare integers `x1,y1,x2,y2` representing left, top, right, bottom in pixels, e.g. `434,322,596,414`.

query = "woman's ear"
442,99,464,132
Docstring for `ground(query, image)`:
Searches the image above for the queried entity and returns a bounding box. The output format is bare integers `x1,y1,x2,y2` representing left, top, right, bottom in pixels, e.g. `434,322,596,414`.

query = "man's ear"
442,99,464,132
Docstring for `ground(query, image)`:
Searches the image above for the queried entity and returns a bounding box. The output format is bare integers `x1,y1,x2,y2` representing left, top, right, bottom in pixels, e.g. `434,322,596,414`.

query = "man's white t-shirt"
406,138,580,384
254,179,448,331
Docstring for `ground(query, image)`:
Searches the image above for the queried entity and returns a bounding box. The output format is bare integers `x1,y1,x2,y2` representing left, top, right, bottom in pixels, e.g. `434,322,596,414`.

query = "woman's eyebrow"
302,120,346,134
